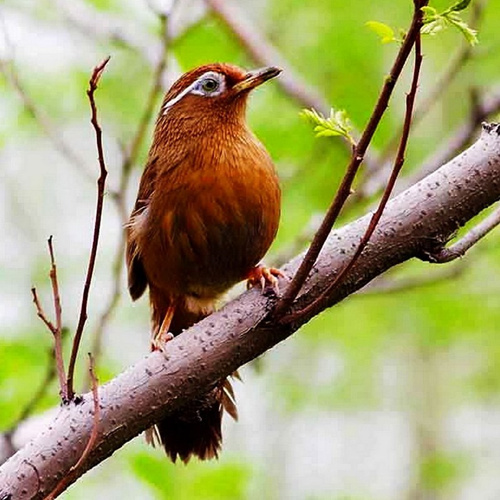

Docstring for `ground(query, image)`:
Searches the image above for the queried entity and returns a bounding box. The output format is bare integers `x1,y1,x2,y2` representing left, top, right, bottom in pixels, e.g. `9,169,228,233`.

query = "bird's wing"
125,156,159,300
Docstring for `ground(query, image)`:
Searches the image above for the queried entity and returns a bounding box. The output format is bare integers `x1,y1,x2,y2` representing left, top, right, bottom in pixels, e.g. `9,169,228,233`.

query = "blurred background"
1,0,500,498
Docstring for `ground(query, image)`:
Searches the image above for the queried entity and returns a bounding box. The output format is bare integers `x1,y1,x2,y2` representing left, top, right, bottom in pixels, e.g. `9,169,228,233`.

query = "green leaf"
447,13,479,45
449,0,473,12
421,1,478,46
365,21,397,44
300,107,354,144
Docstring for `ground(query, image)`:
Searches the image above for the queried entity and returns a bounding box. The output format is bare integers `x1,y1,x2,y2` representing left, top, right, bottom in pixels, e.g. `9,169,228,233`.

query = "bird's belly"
144,174,280,299
172,199,276,297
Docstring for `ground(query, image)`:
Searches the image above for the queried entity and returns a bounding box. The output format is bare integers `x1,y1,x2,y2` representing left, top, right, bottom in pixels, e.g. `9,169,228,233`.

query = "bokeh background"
1,0,500,498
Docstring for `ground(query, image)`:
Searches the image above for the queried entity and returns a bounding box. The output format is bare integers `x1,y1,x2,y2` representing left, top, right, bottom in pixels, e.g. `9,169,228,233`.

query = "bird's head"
157,63,281,132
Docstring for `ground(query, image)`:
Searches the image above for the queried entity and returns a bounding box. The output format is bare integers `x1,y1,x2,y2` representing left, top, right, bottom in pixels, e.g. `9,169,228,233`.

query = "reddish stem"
273,0,429,319
66,57,110,401
282,20,424,325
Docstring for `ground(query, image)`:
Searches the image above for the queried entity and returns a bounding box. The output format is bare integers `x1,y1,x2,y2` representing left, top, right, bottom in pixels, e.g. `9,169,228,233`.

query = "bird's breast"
143,132,280,299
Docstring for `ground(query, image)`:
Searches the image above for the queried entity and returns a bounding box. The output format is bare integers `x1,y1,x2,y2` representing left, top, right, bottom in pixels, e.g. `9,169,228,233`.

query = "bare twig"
281,13,424,325
273,0,429,319
89,11,172,381
31,288,57,335
46,237,67,400
30,237,68,401
66,57,110,401
46,354,100,500
359,261,468,296
421,203,500,263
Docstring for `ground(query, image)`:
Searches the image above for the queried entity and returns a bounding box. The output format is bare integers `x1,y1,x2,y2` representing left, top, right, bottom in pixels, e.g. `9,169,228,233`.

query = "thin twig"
88,11,172,383
280,13,424,325
45,353,100,500
31,288,67,401
31,288,57,335
364,0,486,181
66,57,110,401
273,0,428,320
421,203,500,263
30,237,68,401
359,261,468,296
46,237,67,401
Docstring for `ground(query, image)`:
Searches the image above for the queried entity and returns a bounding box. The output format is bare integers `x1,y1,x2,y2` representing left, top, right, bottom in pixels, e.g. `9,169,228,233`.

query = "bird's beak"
233,66,282,93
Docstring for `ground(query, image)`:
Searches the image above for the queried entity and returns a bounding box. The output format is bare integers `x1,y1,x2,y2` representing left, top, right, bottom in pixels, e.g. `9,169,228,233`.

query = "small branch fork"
421,203,500,263
66,56,111,401
31,236,68,401
273,0,429,320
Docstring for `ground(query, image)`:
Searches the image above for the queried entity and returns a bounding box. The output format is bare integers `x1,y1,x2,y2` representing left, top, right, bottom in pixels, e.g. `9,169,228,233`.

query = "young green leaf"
366,21,398,44
300,108,355,145
421,2,478,46
449,0,473,13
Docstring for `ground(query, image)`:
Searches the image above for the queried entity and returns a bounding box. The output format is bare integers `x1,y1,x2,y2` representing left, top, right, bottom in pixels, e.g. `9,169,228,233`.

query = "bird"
125,62,282,463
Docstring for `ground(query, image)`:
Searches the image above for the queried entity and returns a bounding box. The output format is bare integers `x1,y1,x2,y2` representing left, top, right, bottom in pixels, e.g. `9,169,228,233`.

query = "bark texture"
1,123,500,499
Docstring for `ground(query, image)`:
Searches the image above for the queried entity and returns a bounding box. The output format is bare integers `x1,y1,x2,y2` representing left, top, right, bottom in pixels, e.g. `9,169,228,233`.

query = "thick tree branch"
1,124,499,499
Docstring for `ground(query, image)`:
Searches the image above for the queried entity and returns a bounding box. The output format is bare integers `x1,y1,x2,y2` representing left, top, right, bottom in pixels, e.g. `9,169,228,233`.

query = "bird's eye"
201,78,220,93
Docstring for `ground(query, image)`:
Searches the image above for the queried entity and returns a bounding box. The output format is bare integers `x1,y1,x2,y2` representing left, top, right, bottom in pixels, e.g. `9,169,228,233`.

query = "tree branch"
420,202,500,263
1,123,499,499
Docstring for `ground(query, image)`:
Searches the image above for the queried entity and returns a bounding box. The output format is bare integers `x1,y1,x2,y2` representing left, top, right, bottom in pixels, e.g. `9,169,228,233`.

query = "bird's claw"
150,331,174,352
246,265,286,295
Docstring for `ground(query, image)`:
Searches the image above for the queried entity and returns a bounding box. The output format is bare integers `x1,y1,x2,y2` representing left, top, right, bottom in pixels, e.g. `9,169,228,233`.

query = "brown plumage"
126,63,282,463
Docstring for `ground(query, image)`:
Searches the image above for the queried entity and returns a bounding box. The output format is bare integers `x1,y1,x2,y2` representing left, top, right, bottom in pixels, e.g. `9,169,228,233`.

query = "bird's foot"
150,331,174,352
151,304,175,352
246,265,286,295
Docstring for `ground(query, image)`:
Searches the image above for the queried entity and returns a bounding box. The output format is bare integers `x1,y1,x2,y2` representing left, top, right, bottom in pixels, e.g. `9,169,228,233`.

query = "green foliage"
0,337,55,428
300,108,354,144
421,3,478,45
172,16,246,70
365,21,403,44
130,451,252,500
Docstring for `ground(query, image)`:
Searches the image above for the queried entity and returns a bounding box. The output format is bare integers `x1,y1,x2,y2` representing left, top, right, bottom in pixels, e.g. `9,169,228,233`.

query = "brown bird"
126,63,282,463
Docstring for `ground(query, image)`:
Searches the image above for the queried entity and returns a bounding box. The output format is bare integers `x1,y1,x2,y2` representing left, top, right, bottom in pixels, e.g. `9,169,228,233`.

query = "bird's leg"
151,303,175,351
246,264,286,295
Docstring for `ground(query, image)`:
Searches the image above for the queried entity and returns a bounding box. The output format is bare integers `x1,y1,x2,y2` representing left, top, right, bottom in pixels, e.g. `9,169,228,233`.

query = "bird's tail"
147,289,238,463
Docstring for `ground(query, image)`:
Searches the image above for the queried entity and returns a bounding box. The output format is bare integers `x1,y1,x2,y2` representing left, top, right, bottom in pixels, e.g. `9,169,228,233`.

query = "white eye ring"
162,71,226,115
